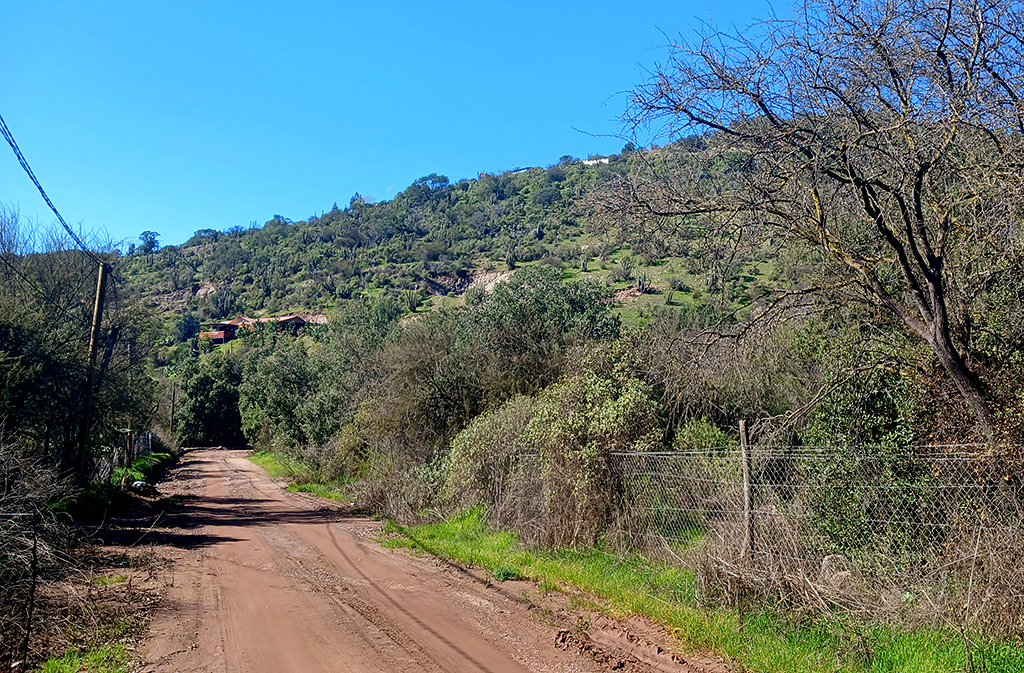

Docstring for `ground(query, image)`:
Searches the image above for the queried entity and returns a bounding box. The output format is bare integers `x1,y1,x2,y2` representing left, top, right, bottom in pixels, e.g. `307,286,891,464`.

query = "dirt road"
140,448,723,673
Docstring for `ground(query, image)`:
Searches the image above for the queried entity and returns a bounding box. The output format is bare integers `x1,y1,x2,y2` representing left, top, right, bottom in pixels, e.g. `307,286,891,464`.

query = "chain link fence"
484,445,1024,634
614,446,1023,633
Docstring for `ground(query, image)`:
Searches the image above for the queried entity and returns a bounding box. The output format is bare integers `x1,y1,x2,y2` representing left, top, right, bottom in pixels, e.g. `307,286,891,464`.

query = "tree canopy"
615,0,1024,434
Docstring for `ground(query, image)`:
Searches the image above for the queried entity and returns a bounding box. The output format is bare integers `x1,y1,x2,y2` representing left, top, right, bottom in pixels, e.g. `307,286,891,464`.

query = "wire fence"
485,444,1024,634
0,443,71,670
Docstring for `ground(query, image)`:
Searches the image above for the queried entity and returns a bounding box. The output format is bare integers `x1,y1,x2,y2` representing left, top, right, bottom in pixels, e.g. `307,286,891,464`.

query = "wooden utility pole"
169,382,176,438
740,420,754,562
76,261,110,484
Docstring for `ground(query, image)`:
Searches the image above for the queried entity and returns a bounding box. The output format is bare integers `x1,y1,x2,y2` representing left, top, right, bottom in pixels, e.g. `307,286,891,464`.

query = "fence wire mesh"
488,445,1024,633
614,446,1023,631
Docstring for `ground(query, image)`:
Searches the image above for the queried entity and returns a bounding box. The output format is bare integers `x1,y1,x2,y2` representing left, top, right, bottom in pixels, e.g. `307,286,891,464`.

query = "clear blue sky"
2,0,778,247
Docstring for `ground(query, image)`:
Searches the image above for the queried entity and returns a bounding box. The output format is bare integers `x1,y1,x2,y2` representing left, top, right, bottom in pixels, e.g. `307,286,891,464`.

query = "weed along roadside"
22,450,182,673
248,449,354,500
250,445,1024,673
382,511,1024,673
71,451,180,517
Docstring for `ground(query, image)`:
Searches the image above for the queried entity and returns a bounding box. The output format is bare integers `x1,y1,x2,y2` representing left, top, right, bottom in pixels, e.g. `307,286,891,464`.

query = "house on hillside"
198,320,239,344
251,314,306,336
198,314,307,344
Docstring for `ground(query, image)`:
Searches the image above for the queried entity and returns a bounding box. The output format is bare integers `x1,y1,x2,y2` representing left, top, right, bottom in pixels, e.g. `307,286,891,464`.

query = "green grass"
248,449,304,480
111,452,176,486
89,574,127,586
38,618,140,673
286,482,350,500
248,450,351,500
390,509,1024,673
39,644,130,673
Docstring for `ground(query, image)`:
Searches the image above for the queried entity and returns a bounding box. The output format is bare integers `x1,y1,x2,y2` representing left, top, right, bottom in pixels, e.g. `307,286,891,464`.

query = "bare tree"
614,0,1024,434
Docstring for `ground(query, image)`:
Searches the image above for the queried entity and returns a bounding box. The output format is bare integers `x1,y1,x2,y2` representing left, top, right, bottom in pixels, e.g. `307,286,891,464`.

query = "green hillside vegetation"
122,147,778,332
123,159,619,316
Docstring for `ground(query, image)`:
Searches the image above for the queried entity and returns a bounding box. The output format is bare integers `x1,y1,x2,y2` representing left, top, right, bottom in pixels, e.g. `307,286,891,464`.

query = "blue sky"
2,1,778,247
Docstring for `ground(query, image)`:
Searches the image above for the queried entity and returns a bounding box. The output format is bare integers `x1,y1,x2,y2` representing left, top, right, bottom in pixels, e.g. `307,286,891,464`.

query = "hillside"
120,146,774,336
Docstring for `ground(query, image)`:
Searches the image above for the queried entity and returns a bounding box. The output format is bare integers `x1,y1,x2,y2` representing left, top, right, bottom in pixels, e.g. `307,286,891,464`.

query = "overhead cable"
0,111,101,265
0,252,85,320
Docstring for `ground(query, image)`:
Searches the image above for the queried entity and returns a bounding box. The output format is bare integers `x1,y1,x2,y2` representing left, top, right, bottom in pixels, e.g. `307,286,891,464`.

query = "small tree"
615,0,1024,434
138,231,160,255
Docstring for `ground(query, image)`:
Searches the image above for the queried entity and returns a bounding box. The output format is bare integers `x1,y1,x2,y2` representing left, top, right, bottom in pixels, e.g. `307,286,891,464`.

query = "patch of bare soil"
134,448,731,673
467,270,515,293
292,311,329,325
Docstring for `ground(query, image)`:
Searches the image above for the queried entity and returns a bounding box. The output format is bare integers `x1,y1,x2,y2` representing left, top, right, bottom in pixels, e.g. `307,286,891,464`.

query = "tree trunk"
928,322,994,437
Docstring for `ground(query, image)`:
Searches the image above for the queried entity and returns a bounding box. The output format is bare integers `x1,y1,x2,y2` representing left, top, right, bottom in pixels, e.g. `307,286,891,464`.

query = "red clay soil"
139,448,731,673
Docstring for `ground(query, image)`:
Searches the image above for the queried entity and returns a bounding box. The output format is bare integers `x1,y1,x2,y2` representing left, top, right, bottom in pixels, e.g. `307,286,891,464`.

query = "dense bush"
445,340,660,546
174,352,245,446
445,395,539,514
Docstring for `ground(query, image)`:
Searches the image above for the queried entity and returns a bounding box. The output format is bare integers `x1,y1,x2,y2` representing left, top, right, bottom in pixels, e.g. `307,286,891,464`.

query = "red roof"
199,330,227,340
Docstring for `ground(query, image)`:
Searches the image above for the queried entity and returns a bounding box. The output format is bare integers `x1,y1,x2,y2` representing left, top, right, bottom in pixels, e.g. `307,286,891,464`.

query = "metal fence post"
740,420,753,561
20,513,39,663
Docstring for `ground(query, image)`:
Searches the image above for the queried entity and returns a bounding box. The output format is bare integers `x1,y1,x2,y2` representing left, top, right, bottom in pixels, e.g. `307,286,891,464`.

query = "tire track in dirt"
141,449,728,673
211,455,530,672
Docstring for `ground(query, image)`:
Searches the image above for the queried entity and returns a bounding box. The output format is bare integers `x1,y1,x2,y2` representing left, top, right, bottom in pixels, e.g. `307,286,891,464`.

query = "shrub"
445,396,539,513
524,370,660,547
674,417,733,451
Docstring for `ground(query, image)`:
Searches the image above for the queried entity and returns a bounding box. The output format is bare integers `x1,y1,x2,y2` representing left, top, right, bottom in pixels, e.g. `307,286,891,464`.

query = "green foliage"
234,266,624,509
674,417,733,451
239,336,310,448
248,449,351,499
137,231,160,255
524,367,659,546
236,296,404,453
121,157,620,314
0,208,158,480
794,362,950,556
445,395,539,509
248,449,307,479
803,368,919,448
174,352,245,446
491,565,520,581
797,449,944,558
468,265,620,399
110,452,175,486
173,313,200,342
446,339,659,546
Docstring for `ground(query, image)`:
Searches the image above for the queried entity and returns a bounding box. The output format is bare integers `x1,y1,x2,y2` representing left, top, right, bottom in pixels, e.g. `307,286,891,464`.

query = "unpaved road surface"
139,448,727,673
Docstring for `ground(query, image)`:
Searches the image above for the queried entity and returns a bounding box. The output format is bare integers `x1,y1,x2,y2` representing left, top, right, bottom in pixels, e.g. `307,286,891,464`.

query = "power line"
0,252,83,320
0,111,101,265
